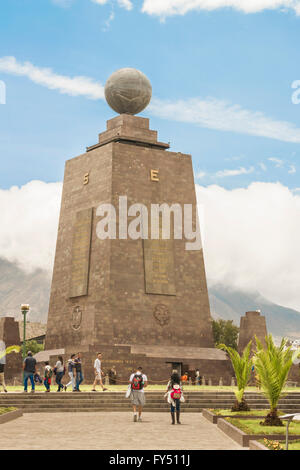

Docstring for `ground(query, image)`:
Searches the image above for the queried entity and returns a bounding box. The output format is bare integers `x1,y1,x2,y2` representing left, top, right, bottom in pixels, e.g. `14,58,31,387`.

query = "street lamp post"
281,413,300,450
21,304,30,359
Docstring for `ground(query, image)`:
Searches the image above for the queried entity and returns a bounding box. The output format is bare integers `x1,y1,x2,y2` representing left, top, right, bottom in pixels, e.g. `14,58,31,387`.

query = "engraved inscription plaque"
143,238,176,295
69,208,93,298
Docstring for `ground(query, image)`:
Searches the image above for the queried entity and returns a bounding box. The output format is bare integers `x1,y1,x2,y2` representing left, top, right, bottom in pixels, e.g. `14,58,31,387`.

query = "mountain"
0,257,300,340
209,284,300,340
0,258,50,323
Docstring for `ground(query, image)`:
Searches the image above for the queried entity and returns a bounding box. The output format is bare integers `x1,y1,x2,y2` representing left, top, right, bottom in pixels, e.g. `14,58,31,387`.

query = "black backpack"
131,374,144,391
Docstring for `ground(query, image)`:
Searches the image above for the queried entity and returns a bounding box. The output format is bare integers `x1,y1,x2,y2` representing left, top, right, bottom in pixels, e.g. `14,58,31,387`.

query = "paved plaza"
0,412,243,450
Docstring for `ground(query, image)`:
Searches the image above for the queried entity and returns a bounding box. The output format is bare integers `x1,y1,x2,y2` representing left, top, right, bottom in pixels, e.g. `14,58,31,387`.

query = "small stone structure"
238,311,267,354
0,317,22,383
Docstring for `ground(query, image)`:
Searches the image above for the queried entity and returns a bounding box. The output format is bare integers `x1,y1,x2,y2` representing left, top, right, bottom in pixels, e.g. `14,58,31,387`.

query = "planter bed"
202,409,276,424
0,408,22,424
257,439,300,451
218,417,300,447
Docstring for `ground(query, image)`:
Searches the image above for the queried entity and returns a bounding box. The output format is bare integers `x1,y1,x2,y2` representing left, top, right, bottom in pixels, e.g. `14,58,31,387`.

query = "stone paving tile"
0,412,244,450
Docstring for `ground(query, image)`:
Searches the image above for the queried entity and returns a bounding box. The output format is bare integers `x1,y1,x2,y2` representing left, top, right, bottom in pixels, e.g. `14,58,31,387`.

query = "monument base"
39,344,234,385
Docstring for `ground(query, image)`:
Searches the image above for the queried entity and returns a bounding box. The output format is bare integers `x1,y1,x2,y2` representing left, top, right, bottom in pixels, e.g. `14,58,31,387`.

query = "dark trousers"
170,399,180,413
24,372,35,391
76,371,83,390
56,372,64,391
44,378,50,391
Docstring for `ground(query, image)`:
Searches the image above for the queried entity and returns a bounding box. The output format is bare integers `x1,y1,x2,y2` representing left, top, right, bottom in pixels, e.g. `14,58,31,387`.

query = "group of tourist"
23,351,106,393
2,352,185,425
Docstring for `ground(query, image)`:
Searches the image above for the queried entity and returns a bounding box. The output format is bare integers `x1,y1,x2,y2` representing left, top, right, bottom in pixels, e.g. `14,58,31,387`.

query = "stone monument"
238,311,267,354
44,68,232,383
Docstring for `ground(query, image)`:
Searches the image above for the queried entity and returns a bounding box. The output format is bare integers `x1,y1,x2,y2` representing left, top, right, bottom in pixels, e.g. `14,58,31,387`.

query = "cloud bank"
197,182,300,311
142,0,300,18
0,56,104,100
0,181,62,273
0,180,300,311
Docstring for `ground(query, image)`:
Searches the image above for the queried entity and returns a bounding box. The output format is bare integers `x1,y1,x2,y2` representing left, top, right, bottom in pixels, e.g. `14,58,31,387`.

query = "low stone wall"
249,440,268,450
0,409,23,425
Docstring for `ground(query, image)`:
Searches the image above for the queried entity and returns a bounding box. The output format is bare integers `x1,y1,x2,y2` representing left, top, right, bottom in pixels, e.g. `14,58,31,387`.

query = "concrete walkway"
0,412,244,450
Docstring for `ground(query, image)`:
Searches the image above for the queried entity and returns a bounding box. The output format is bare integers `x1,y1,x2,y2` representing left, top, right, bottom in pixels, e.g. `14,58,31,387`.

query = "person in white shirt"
129,366,148,422
91,353,108,392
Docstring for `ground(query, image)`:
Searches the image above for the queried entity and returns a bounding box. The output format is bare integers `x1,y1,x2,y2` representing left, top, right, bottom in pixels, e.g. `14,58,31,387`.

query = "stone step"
21,408,205,413
10,406,300,414
1,397,298,404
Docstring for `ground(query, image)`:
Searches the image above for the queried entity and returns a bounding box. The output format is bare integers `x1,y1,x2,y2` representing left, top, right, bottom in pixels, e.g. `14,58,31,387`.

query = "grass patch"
211,409,269,417
226,418,300,435
0,407,17,415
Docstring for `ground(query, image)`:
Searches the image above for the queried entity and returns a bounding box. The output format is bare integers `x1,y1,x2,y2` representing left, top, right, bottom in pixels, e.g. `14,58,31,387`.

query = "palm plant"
219,341,253,411
254,335,300,426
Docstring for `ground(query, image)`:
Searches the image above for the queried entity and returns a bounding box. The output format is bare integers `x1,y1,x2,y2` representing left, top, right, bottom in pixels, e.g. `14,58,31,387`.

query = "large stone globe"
104,68,152,115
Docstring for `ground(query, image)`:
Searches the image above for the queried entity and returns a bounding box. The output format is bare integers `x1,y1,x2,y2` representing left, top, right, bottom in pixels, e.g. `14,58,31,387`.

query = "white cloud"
92,0,109,4
196,171,206,179
149,97,300,144
92,0,133,9
289,164,297,174
142,0,300,18
197,182,300,311
0,56,104,100
268,157,284,167
215,166,255,177
0,181,62,273
117,0,133,10
102,10,115,31
259,162,267,171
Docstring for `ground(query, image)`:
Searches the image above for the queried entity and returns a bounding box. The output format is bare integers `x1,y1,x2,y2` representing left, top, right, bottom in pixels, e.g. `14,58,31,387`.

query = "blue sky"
0,0,300,190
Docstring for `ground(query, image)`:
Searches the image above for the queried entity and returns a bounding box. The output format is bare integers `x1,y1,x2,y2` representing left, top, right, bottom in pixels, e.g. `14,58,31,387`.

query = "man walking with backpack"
129,366,147,422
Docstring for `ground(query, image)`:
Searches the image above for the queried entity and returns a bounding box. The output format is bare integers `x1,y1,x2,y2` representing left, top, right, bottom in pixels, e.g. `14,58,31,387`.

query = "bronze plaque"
69,208,93,298
143,238,176,295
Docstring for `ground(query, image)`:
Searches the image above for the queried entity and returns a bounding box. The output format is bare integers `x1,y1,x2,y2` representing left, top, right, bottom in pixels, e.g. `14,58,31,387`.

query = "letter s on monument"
0,81,6,104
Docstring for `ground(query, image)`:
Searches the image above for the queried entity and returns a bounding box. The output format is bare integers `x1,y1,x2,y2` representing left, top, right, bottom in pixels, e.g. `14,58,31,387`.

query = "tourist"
23,351,37,393
0,361,7,393
195,369,201,386
54,356,65,392
91,352,108,392
108,366,117,385
65,354,76,392
165,370,184,425
43,361,52,393
129,366,148,422
74,352,84,392
181,371,188,385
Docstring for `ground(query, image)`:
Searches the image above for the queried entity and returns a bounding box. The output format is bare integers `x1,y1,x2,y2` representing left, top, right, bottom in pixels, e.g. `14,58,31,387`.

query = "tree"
254,335,300,426
24,340,44,356
219,341,253,411
212,319,239,350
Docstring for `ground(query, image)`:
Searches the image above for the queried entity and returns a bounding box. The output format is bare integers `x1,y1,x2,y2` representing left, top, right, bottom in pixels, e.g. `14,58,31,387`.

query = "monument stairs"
1,391,300,413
